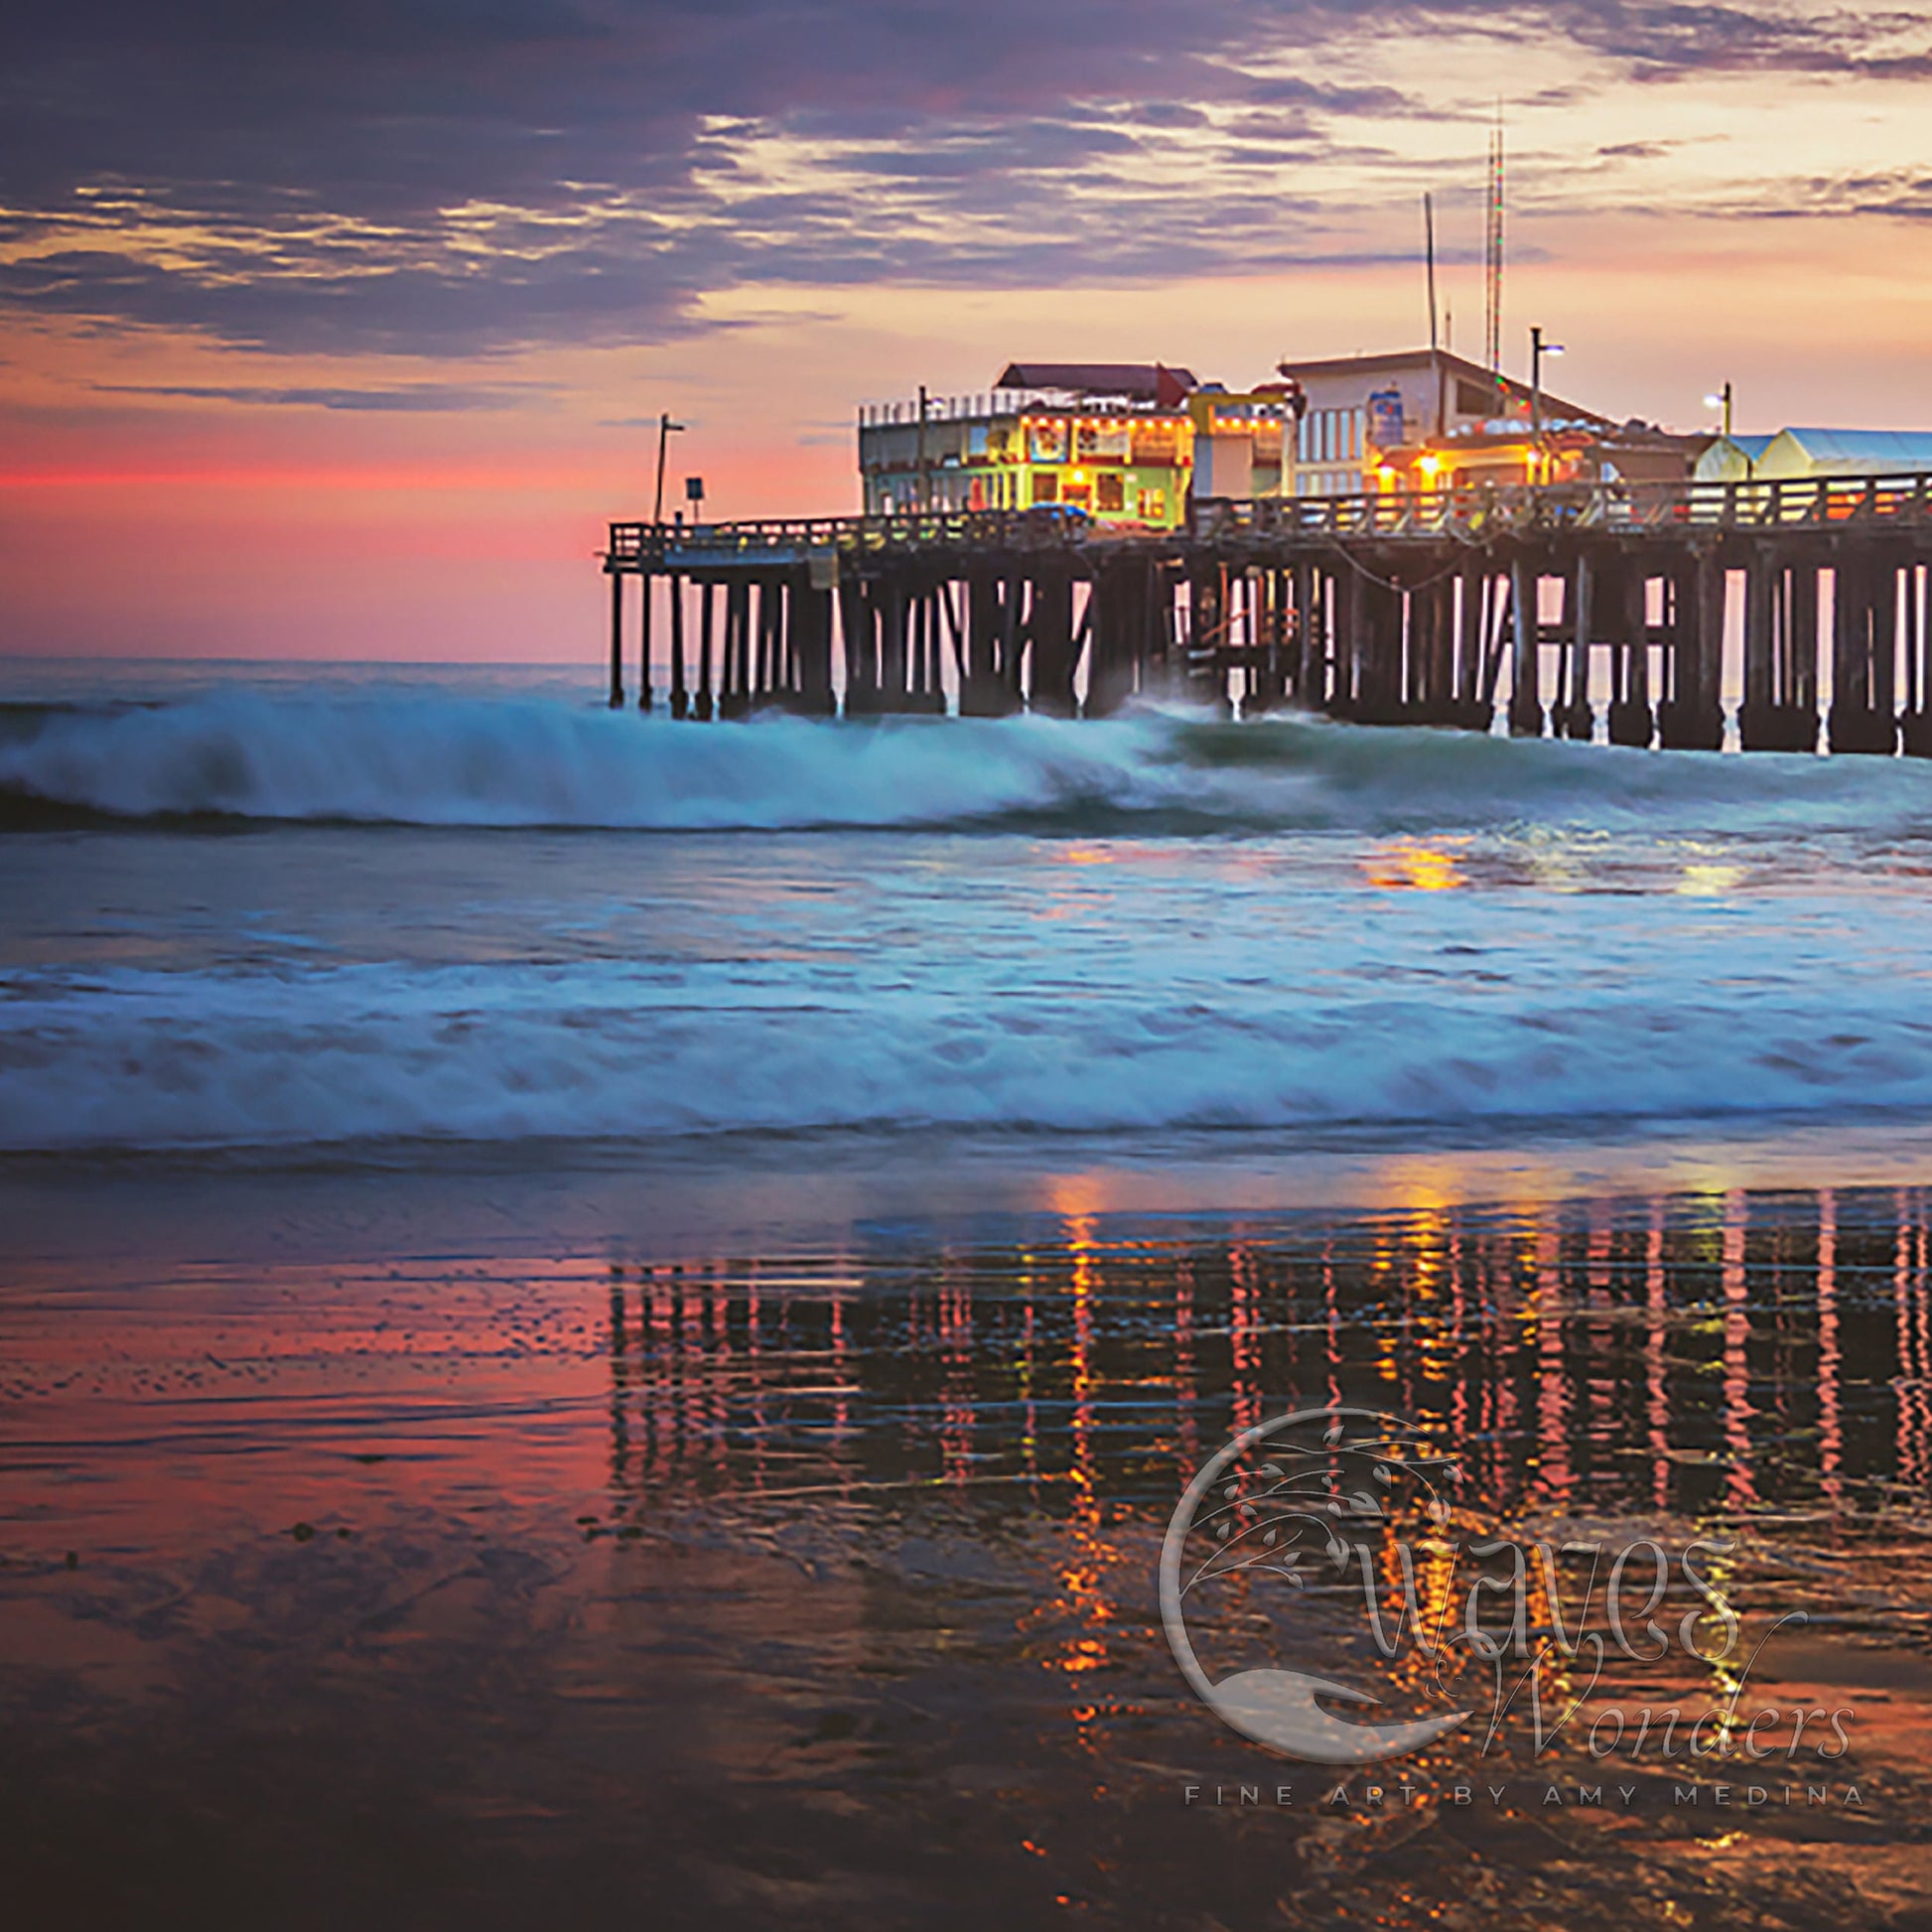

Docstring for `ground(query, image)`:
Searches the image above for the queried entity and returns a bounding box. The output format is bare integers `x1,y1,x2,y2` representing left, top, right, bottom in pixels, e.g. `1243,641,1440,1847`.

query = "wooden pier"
603,475,1932,752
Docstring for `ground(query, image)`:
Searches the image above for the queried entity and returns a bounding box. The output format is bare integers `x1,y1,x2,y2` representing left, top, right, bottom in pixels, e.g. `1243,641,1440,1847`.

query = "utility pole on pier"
653,411,686,526
916,385,930,512
1529,326,1564,482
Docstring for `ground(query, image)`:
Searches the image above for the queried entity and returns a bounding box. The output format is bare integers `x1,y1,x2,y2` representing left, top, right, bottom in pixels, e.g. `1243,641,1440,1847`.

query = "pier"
604,473,1932,752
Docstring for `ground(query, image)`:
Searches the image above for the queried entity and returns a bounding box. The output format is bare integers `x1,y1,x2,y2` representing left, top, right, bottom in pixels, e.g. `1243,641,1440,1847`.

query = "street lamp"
1529,326,1566,481
1703,383,1733,439
916,384,931,511
652,411,687,526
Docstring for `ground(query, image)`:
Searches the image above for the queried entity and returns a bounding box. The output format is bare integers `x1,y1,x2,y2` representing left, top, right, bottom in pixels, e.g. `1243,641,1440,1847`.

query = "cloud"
0,0,1926,356
91,381,553,411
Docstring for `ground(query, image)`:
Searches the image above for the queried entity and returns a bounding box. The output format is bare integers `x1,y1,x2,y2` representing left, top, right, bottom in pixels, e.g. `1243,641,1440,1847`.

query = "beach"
4,663,1932,1925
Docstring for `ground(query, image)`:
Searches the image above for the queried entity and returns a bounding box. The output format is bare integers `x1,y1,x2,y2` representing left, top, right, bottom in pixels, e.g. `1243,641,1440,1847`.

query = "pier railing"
1198,473,1932,540
609,474,1932,568
608,504,1092,566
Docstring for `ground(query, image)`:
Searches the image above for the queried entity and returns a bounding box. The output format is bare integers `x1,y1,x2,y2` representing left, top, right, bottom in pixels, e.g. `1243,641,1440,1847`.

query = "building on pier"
1372,418,1706,493
1273,347,1604,496
857,347,1666,518
857,362,1200,529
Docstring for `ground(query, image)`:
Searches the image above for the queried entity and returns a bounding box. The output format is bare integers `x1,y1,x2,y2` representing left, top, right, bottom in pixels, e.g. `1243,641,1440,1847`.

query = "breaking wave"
8,956,1932,1153
7,690,1932,836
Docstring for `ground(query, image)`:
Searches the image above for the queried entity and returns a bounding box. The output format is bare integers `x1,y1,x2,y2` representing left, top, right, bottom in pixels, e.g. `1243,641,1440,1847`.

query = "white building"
1273,347,1603,497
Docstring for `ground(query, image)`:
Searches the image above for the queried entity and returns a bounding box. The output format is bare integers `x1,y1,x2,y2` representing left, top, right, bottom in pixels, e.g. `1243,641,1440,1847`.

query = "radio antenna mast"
1424,192,1439,351
1484,107,1505,383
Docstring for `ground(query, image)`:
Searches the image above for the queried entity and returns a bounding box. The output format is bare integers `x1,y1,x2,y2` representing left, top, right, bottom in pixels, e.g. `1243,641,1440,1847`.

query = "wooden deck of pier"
603,474,1932,753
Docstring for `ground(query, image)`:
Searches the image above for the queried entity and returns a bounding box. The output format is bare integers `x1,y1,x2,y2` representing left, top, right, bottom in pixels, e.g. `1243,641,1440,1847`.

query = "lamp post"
916,384,930,512
652,411,687,526
1529,326,1565,483
1703,383,1733,439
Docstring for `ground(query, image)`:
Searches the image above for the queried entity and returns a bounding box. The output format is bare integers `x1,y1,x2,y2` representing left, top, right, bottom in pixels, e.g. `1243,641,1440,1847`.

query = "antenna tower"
1484,112,1504,379
1424,192,1439,351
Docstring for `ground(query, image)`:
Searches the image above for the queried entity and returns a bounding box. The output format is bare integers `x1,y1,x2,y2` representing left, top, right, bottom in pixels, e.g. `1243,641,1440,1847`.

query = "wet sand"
5,1141,1932,1928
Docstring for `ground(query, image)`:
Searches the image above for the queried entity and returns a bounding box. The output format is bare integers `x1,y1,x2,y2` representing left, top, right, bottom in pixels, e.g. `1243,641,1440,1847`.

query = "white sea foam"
7,691,1932,835
4,939,1932,1152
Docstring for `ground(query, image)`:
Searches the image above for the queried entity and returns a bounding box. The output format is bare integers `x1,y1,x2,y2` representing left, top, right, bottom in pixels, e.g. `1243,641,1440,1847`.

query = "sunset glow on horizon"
4,0,1930,660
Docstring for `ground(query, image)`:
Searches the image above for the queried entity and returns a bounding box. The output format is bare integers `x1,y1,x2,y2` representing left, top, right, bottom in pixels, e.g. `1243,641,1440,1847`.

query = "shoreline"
8,1114,1932,1268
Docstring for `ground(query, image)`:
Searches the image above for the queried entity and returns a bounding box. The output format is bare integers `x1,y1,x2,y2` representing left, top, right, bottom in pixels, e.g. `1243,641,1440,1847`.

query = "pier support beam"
794,571,836,715
839,580,876,716
1658,554,1724,750
1902,563,1932,757
1606,557,1654,748
961,569,1014,716
1552,555,1593,741
1828,553,1900,754
1507,559,1543,737
668,574,689,720
1186,565,1226,710
636,571,653,713
1293,562,1322,711
755,579,776,709
1449,566,1488,729
1739,549,1817,751
1030,566,1078,717
607,570,624,709
1086,559,1143,717
718,581,750,718
694,582,716,720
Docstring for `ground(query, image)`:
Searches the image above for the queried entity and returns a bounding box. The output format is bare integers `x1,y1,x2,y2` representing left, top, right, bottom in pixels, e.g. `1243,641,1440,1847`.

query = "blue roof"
1781,428,1932,465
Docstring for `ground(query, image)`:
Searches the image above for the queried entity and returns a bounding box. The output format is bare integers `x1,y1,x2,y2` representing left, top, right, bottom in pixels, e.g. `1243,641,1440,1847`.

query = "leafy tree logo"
1160,1407,1475,1763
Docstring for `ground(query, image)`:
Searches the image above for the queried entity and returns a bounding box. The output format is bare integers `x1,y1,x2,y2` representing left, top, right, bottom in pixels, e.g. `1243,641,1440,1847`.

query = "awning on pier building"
1751,428,1932,482
1694,434,1775,483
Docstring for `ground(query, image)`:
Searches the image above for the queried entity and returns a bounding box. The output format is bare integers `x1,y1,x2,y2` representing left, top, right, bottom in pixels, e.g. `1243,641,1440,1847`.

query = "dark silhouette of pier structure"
605,476,1932,753
596,1185,1932,1525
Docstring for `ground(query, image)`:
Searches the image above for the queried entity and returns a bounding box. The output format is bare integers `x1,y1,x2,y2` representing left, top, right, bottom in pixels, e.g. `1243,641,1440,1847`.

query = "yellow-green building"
858,362,1198,529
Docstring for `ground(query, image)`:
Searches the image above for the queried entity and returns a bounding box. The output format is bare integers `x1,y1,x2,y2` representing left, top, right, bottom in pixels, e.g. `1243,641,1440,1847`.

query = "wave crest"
5,691,1932,835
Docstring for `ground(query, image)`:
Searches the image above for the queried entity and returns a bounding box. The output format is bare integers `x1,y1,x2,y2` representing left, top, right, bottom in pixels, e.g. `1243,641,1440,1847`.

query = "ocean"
4,658,1930,1927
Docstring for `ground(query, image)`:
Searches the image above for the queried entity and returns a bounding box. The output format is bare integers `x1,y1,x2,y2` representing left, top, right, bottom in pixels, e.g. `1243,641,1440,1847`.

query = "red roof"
994,362,1197,404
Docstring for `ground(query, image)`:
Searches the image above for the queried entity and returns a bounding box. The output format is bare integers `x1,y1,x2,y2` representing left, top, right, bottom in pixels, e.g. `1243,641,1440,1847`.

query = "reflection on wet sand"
4,1181,1930,1928
598,1187,1927,1526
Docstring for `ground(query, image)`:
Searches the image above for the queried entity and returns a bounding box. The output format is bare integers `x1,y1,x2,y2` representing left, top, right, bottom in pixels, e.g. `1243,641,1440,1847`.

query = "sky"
2,0,1930,661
